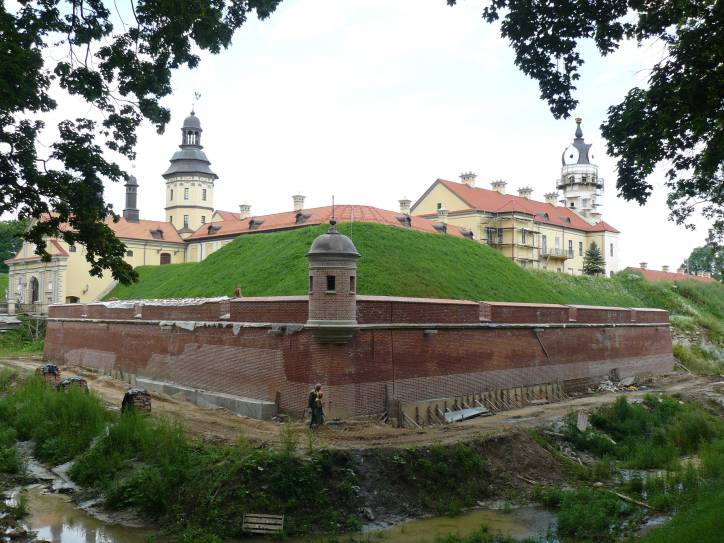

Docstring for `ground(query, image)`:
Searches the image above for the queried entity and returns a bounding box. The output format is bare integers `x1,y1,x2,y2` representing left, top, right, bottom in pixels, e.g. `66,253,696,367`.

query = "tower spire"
574,116,583,140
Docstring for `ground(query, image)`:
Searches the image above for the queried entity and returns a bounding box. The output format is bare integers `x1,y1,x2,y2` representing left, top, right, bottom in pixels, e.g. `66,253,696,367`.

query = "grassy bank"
0,273,7,298
0,317,44,357
531,393,724,542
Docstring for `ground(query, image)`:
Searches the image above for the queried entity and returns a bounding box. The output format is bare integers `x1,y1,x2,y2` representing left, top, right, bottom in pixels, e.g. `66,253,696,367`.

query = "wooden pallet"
242,513,284,534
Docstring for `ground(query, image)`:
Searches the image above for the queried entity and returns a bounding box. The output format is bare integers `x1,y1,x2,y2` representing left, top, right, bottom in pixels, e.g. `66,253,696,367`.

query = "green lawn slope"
108,222,567,303
0,273,7,299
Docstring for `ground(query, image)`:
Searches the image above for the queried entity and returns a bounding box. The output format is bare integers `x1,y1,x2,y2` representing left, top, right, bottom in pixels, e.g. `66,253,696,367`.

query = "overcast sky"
52,1,718,270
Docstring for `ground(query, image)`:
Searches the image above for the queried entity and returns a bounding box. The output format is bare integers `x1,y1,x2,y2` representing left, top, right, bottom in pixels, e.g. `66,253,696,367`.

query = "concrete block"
135,377,277,420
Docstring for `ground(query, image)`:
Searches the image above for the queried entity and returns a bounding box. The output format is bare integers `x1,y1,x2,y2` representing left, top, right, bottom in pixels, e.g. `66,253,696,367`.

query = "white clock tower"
557,118,603,224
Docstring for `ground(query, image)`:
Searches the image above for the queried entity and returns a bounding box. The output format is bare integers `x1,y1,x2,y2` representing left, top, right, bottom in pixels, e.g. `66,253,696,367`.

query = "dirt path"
2,357,717,450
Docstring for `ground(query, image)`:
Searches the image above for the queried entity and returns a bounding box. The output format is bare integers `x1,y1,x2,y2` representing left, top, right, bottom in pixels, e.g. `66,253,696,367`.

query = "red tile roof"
4,238,69,264
35,212,184,243
188,204,468,240
212,210,240,221
628,267,717,284
416,179,620,233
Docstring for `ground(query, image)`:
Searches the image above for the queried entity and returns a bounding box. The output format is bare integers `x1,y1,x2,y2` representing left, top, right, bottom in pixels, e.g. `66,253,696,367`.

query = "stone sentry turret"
122,174,140,222
306,217,360,343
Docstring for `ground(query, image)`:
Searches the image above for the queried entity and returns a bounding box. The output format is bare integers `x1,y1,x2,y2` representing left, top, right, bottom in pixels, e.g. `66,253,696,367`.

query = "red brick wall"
357,298,480,324
44,316,674,417
479,302,570,324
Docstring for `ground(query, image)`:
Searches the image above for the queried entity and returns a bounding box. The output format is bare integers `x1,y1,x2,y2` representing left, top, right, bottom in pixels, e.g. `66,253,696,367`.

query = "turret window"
183,215,189,228
184,188,189,200
309,276,314,292
201,216,206,224
202,189,207,201
326,275,336,292
170,189,173,200
349,276,356,293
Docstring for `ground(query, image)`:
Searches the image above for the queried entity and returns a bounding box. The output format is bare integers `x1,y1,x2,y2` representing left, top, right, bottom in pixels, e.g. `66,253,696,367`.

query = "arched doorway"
160,252,171,265
30,277,39,304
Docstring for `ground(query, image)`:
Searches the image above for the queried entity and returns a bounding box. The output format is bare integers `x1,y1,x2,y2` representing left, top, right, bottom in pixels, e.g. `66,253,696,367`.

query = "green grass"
108,222,567,303
0,375,108,464
565,395,721,470
0,273,7,299
0,316,45,357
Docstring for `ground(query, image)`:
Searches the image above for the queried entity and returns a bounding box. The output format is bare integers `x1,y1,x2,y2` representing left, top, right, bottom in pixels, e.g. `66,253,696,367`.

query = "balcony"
540,248,573,260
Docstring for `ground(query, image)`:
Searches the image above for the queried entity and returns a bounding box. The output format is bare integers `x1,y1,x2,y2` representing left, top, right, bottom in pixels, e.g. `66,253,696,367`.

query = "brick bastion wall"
44,296,675,419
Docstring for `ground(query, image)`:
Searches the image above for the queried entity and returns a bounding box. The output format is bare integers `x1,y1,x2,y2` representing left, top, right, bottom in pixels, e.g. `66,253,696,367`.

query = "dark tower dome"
561,117,595,166
307,220,361,258
162,110,217,179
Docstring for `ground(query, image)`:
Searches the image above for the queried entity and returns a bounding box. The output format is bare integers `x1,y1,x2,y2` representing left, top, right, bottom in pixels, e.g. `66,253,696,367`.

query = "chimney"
460,172,477,188
437,207,448,224
544,192,558,206
239,204,251,220
518,187,533,199
292,194,305,212
640,262,648,270
662,265,669,272
122,175,140,222
491,180,507,194
399,198,411,215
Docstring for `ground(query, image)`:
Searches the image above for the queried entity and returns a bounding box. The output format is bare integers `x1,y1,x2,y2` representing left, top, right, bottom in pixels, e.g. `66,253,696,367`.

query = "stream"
13,442,557,543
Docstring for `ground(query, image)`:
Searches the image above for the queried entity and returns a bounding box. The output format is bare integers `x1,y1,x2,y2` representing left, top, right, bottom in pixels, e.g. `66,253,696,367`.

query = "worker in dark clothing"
308,383,324,430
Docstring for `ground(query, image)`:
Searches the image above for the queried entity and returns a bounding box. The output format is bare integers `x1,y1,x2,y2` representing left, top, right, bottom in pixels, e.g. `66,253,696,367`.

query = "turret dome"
307,221,360,258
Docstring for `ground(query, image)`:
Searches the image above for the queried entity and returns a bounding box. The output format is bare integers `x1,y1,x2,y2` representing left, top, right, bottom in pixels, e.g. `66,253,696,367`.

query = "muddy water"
23,486,157,543
246,506,557,543
22,479,555,543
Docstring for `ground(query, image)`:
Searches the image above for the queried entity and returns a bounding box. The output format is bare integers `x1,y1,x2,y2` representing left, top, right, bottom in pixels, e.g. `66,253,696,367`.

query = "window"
170,189,173,200
69,244,76,252
183,215,189,228
202,189,207,201
184,188,189,200
350,276,356,293
201,216,206,224
160,253,171,265
436,202,442,210
520,261,527,268
557,267,562,273
610,243,614,257
497,229,503,244
569,202,575,208
568,240,573,256
521,230,527,245
555,237,560,250
169,216,173,224
126,250,134,257
309,276,313,292
326,275,336,292
541,235,547,253
579,241,583,256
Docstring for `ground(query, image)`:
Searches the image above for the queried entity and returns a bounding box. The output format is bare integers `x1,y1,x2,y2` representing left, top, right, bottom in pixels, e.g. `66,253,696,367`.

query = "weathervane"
192,91,201,114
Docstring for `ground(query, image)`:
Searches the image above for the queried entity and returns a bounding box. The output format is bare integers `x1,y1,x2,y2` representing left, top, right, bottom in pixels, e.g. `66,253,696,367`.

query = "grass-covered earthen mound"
106,221,724,372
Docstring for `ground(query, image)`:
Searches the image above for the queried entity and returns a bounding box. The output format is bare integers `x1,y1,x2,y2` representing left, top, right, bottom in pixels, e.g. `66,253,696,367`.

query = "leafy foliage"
681,244,723,282
0,220,27,273
583,241,606,276
448,0,723,240
0,1,281,284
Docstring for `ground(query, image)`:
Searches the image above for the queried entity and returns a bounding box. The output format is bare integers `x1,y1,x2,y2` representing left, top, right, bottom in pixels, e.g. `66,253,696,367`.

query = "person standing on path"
308,383,324,430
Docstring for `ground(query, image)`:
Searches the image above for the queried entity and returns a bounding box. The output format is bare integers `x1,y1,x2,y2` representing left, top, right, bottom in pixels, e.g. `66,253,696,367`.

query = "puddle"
246,506,557,543
23,486,157,543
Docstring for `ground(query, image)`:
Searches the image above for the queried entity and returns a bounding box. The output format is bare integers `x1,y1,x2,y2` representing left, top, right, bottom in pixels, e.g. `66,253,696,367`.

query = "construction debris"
121,388,152,414
35,364,61,385
444,406,491,423
56,376,89,393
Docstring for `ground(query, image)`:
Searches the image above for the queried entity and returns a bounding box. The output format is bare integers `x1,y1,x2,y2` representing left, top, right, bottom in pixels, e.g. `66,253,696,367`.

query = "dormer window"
459,227,474,240
396,215,412,228
295,212,311,225
432,223,447,235
249,218,265,230
207,224,221,235
150,229,164,240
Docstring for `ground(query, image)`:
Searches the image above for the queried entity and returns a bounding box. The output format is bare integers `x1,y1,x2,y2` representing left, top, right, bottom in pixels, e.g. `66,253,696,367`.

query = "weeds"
0,375,107,464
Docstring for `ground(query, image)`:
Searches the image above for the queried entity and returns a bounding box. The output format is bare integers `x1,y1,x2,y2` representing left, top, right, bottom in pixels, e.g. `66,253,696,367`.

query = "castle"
5,112,620,313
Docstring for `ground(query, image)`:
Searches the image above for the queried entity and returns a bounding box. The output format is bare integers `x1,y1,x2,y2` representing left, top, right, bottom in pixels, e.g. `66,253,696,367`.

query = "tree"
583,242,606,276
681,245,723,282
448,0,723,241
0,220,28,273
0,1,281,284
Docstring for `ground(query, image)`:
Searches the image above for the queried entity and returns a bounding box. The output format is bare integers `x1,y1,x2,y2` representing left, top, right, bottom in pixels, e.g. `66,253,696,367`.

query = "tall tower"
122,175,139,222
306,218,360,343
163,111,218,237
557,118,603,223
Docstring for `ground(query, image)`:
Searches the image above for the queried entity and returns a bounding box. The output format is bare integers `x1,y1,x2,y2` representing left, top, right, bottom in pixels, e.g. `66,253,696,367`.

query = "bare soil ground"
1,356,718,451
